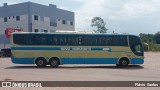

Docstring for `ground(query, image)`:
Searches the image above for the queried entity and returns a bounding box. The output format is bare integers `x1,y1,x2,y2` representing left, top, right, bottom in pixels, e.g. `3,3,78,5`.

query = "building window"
62,20,66,25
34,15,38,20
16,16,20,21
9,17,10,19
70,21,73,26
34,29,39,32
50,22,57,27
58,19,61,21
13,16,15,19
4,17,7,22
44,30,48,33
40,16,44,21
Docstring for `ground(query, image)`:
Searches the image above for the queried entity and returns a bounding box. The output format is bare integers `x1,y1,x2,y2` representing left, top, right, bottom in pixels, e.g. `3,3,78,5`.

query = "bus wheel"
35,58,47,67
49,58,59,68
119,58,129,67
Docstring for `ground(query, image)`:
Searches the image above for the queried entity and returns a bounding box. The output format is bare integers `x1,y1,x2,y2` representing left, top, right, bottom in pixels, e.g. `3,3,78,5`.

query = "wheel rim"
51,60,58,66
122,60,128,66
38,60,44,66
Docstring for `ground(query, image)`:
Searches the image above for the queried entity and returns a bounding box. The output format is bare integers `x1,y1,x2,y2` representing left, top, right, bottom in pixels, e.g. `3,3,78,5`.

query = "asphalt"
0,52,160,90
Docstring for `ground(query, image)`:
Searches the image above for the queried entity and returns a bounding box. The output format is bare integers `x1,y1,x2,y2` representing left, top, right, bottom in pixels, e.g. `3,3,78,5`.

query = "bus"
11,32,144,67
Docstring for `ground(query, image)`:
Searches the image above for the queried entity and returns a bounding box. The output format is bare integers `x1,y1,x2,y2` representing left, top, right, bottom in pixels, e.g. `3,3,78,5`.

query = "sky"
0,0,160,35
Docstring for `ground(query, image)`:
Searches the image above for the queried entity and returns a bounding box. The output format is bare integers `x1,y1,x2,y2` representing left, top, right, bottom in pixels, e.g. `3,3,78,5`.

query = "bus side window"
101,37,106,46
97,36,106,46
106,37,113,46
83,36,91,46
63,36,67,45
28,35,34,45
59,36,66,45
67,36,72,45
47,35,52,45
60,38,64,45
49,36,58,45
53,37,58,45
14,34,25,45
41,36,47,45
92,36,98,46
78,37,82,45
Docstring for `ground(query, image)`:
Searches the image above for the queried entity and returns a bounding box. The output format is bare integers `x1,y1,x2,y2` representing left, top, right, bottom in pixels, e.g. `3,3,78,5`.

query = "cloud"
0,0,19,6
73,0,160,34
110,0,157,19
75,0,158,20
75,0,107,30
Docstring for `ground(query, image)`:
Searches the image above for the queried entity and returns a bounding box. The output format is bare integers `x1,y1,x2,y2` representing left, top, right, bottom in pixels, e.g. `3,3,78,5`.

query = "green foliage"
139,33,154,43
143,43,149,51
91,17,108,33
140,32,160,51
148,43,160,51
154,31,160,44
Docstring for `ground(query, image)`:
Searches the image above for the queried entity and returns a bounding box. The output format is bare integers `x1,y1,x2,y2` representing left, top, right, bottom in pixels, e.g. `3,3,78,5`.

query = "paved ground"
0,52,160,90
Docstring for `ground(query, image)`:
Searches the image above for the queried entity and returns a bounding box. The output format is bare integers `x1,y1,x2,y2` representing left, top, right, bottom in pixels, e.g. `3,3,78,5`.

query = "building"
0,2,75,49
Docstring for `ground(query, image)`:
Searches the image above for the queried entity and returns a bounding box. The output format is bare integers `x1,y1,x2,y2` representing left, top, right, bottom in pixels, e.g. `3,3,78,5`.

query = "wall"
31,15,56,32
0,34,10,50
0,14,29,34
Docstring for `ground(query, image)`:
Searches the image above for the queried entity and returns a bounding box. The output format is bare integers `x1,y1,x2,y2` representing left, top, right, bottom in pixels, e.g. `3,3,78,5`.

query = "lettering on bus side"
61,48,92,51
60,47,111,51
61,48,71,51
103,48,110,51
72,48,91,51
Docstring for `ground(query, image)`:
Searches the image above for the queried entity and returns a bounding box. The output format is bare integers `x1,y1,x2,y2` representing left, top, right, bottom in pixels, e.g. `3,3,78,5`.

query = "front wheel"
49,59,59,68
119,59,129,67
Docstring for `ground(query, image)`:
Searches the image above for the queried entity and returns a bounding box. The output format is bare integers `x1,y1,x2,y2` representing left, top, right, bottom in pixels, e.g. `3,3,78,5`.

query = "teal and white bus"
11,32,144,67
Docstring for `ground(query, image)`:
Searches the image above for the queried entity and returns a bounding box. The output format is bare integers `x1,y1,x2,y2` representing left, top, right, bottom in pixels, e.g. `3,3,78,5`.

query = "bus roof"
12,32,138,37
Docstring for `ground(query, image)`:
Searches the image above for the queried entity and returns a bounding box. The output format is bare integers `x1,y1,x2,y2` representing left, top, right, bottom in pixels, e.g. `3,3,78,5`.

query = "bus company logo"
2,82,11,87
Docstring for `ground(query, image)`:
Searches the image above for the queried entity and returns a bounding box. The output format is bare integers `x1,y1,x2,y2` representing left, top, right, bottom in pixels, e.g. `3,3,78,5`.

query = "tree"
91,17,108,33
154,31,160,44
139,33,154,43
139,32,160,51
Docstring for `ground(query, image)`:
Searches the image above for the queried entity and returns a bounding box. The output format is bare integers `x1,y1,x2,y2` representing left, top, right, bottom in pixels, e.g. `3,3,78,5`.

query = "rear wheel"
49,58,59,67
35,58,47,67
119,58,129,67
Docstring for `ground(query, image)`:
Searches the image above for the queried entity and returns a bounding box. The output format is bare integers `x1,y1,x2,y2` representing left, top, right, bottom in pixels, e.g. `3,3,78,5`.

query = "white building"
0,2,75,49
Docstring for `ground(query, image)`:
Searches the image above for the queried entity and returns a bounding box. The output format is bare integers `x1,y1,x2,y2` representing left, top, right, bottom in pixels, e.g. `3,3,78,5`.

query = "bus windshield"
129,36,144,56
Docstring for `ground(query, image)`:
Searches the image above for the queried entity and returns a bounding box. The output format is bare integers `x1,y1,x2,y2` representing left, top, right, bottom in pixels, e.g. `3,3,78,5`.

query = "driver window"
135,44,142,53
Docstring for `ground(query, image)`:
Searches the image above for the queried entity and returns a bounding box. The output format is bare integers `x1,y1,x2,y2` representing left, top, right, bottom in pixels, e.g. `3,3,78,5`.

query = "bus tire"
49,58,60,68
35,57,47,67
119,58,129,67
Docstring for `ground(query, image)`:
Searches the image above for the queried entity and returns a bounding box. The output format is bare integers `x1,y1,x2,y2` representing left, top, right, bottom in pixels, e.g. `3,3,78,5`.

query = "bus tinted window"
106,37,113,46
13,34,25,45
14,34,48,45
113,36,128,46
26,35,34,45
13,34,128,46
129,36,143,56
93,36,127,46
34,35,48,45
